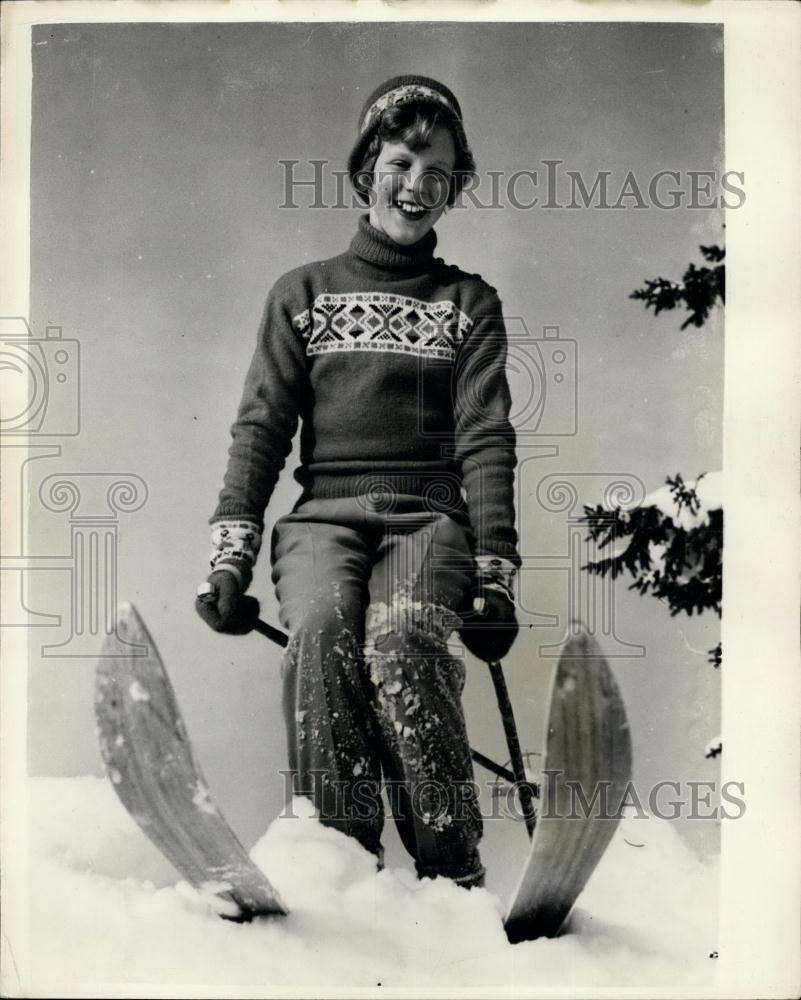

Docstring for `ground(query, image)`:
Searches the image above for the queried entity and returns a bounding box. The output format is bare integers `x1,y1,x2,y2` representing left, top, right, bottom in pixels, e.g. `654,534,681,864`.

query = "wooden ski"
94,602,287,921
504,625,632,943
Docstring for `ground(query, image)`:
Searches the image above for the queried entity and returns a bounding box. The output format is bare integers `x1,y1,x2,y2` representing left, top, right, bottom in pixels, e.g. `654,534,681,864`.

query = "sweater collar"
349,213,438,273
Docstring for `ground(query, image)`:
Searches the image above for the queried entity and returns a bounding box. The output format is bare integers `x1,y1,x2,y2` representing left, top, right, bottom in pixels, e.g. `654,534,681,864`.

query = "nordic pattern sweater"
212,214,521,569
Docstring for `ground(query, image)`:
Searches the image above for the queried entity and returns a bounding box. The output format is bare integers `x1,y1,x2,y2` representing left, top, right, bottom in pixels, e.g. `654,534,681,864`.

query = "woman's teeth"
394,201,427,218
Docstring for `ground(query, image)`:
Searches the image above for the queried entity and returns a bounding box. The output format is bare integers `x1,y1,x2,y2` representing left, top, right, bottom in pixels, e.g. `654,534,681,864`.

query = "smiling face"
367,124,457,245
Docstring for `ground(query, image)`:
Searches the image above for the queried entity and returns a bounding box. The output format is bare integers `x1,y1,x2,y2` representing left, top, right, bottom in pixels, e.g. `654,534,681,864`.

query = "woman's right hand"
195,569,261,635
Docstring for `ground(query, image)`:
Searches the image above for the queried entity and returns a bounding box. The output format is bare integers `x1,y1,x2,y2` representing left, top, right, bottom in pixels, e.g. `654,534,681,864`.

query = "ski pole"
487,659,537,837
251,617,536,797
253,617,290,648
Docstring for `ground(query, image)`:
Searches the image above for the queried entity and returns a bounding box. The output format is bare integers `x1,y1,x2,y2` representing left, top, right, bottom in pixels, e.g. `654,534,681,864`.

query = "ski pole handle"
197,583,285,649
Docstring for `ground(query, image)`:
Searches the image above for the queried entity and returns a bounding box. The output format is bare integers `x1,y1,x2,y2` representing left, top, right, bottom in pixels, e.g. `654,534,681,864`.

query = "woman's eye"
390,160,409,168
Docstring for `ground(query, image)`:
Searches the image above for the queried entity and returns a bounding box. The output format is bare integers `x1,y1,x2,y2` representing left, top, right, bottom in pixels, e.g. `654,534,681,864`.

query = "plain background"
26,21,723,899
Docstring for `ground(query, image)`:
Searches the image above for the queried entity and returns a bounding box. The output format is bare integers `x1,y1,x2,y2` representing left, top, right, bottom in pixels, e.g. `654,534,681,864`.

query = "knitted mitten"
459,556,519,663
195,518,262,635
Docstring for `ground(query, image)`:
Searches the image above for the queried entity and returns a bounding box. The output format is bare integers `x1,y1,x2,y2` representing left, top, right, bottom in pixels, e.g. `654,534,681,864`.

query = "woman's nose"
412,169,447,208
392,171,412,198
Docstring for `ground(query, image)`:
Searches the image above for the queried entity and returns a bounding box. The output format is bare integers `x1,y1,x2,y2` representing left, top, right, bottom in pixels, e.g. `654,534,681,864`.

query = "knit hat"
347,75,472,204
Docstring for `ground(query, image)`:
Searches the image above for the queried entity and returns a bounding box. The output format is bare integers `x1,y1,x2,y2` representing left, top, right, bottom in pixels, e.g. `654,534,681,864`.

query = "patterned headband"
360,84,459,135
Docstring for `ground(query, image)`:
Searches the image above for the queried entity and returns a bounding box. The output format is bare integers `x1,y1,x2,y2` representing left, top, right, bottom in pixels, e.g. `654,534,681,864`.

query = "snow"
603,470,722,567
128,680,151,703
640,470,723,531
191,781,219,816
24,775,719,992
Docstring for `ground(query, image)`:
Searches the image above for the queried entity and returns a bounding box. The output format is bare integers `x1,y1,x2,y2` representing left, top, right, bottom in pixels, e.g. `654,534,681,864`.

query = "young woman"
197,75,520,888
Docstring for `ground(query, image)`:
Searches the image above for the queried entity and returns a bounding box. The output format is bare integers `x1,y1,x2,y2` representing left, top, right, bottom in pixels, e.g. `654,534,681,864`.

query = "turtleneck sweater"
212,214,520,567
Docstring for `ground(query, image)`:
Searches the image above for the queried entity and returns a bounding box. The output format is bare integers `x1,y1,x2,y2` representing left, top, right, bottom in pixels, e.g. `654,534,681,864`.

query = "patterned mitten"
195,518,262,635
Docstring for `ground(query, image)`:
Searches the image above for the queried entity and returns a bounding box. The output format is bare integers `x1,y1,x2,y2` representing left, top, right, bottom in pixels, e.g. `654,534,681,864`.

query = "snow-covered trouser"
269,493,484,886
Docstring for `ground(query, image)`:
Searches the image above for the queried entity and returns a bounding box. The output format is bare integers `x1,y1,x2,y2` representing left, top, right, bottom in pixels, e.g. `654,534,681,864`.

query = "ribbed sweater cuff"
210,502,264,531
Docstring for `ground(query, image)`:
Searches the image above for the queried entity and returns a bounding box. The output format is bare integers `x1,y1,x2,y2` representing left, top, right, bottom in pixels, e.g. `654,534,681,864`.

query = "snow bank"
24,776,718,993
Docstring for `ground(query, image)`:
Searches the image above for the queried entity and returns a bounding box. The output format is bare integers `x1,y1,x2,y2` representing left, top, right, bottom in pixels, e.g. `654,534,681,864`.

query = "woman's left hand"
461,585,519,662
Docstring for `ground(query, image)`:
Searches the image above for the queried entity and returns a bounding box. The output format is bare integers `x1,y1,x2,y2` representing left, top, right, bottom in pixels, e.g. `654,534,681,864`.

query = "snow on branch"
579,471,723,624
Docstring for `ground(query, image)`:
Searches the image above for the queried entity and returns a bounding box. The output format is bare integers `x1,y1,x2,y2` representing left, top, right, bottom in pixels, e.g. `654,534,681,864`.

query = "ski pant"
269,493,484,885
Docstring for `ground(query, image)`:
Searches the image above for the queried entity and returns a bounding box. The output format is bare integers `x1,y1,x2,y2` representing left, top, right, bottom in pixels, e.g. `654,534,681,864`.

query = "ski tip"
96,602,157,665
111,603,138,642
116,602,149,637
117,600,139,621
561,622,604,659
